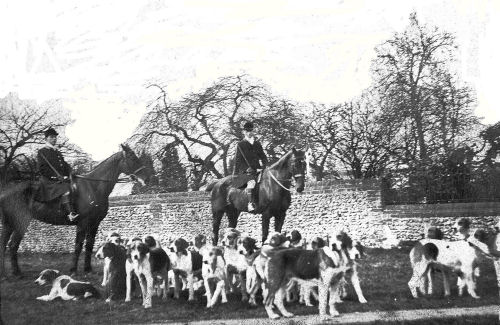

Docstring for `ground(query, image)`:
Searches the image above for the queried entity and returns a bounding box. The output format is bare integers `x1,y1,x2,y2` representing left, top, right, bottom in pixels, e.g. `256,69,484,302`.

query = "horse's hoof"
69,267,77,274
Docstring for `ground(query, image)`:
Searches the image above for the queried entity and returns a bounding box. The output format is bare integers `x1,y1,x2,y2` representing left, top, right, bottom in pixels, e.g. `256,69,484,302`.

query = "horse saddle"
34,176,77,203
226,182,260,210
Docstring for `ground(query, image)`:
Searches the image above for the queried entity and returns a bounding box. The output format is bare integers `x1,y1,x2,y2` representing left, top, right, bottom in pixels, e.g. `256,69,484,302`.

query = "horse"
0,144,150,278
207,148,306,245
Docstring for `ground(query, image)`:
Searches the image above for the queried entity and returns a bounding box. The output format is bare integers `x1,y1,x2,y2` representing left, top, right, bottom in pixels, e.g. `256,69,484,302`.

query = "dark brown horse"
0,144,149,278
207,148,306,244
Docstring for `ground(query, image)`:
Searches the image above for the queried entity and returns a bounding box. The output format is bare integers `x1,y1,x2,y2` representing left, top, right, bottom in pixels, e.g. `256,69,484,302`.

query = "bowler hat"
44,127,59,137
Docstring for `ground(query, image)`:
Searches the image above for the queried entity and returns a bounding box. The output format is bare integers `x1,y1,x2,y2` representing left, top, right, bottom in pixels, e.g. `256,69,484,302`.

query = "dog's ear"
473,229,488,243
355,241,364,257
177,238,189,251
139,242,150,255
250,238,257,249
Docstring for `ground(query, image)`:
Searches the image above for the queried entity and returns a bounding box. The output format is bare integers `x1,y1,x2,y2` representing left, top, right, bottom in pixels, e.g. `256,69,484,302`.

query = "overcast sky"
0,0,499,160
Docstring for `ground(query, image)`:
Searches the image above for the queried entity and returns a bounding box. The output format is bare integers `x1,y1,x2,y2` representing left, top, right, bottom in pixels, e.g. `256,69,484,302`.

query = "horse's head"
119,144,151,186
290,147,306,193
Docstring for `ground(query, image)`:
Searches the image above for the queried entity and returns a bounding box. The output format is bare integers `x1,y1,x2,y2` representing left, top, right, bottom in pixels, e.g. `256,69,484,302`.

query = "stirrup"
68,212,79,222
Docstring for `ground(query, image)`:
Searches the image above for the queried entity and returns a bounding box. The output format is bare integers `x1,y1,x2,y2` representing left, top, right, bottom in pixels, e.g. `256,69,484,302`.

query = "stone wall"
14,180,500,252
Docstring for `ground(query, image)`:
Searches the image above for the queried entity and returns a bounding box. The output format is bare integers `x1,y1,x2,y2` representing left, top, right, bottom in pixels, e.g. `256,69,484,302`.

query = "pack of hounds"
34,217,500,320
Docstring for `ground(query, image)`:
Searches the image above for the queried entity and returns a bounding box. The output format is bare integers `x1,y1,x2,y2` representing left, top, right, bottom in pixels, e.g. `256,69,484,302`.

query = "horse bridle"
269,155,305,192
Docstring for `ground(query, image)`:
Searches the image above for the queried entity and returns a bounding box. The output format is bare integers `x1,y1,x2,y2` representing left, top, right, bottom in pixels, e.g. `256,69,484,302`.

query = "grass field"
1,247,499,325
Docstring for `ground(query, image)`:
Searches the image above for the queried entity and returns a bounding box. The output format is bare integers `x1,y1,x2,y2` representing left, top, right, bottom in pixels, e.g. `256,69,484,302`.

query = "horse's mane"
269,150,294,170
83,151,122,177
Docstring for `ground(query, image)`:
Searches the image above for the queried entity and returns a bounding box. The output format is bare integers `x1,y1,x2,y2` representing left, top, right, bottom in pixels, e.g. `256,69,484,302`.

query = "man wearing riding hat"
37,127,79,221
232,121,268,212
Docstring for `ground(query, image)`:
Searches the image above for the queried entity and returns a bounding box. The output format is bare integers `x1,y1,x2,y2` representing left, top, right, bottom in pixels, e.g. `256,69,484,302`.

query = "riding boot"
62,194,79,221
246,188,256,212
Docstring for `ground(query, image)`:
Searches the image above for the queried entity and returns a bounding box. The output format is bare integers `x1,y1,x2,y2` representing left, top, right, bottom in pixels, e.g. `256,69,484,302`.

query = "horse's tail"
0,182,32,202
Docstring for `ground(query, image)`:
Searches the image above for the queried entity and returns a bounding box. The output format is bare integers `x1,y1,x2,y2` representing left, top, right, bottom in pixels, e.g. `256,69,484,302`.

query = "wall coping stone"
109,179,381,206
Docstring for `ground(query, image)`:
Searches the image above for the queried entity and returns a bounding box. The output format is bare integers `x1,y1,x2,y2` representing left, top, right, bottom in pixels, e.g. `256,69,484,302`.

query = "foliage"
372,12,480,165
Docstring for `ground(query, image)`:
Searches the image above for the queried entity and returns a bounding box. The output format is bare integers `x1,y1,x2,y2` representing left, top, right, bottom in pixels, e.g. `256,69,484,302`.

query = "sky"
0,0,499,160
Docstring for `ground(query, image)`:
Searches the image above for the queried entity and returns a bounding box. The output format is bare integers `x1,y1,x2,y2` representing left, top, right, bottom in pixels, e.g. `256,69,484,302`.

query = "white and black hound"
35,269,100,301
169,237,203,301
97,242,127,302
262,246,349,320
331,231,367,304
96,232,123,287
128,240,170,308
201,246,228,308
409,228,498,299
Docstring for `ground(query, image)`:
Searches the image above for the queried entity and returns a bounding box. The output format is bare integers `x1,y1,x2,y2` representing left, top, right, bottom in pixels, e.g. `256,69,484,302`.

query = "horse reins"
268,155,305,192
75,166,146,183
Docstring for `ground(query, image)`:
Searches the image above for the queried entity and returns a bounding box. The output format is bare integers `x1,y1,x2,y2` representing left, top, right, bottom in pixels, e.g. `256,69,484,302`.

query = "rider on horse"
36,127,79,221
232,121,268,212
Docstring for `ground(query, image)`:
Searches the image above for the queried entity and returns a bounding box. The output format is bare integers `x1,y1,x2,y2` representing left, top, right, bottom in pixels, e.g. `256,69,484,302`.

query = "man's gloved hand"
246,167,256,174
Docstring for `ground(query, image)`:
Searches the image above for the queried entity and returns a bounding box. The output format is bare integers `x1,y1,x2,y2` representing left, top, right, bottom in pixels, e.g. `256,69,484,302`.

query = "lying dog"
129,240,170,308
202,246,228,308
35,269,100,301
169,237,203,301
97,232,123,287
97,242,127,302
409,228,496,299
263,246,349,319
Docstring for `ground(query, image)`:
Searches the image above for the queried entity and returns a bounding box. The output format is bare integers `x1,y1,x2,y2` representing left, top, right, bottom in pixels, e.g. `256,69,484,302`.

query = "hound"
35,269,100,301
202,246,228,308
409,228,497,299
263,246,350,320
128,240,170,308
97,242,127,302
96,232,123,287
169,237,203,301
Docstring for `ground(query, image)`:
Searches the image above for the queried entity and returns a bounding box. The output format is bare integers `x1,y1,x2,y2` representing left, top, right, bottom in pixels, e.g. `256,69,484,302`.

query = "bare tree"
305,103,343,180
135,74,311,189
135,75,271,189
0,93,73,183
372,12,477,164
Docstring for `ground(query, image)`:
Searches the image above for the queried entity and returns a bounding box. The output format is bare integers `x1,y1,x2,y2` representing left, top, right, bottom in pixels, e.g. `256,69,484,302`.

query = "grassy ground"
1,247,499,325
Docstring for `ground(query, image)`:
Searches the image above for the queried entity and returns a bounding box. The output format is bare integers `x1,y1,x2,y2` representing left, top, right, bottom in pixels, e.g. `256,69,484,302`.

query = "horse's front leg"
0,222,13,279
84,225,99,273
70,226,86,274
274,211,286,234
212,211,224,245
8,231,24,276
261,211,271,243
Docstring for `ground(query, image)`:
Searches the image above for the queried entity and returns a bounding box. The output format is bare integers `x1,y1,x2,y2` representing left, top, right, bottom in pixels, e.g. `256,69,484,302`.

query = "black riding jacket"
233,138,268,175
37,146,71,179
